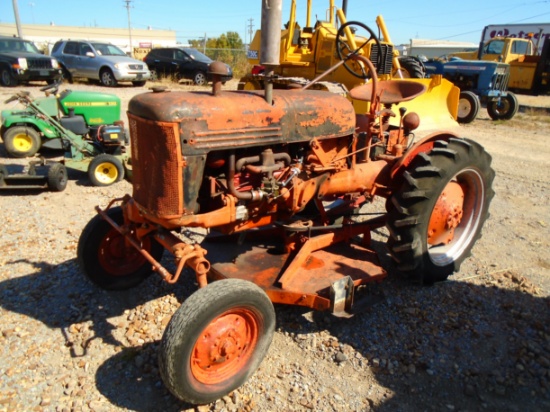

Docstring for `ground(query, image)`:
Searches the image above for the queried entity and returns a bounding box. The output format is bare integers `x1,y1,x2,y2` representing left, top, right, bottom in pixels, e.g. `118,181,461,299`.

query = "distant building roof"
409,38,477,48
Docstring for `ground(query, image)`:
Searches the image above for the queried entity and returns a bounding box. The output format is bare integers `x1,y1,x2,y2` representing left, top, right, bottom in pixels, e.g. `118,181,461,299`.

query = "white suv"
51,40,151,87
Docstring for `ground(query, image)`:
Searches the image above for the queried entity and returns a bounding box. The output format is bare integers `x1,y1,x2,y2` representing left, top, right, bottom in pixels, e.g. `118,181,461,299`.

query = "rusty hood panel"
128,89,356,154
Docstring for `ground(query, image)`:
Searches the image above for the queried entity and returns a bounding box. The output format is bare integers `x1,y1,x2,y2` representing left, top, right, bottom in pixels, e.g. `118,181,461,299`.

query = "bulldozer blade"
351,76,461,136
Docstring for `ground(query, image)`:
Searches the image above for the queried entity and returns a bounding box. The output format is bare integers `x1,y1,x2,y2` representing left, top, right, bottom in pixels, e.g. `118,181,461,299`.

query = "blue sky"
1,0,549,45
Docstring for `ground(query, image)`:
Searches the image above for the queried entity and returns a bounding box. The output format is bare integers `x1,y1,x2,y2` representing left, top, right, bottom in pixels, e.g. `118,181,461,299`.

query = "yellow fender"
351,75,460,137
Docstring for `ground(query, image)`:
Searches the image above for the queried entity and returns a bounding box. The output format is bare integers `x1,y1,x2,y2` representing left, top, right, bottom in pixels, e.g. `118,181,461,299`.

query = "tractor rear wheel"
386,138,495,284
487,92,518,120
88,154,124,187
77,206,164,290
457,91,480,124
3,126,41,158
47,163,68,192
159,279,275,404
395,56,425,78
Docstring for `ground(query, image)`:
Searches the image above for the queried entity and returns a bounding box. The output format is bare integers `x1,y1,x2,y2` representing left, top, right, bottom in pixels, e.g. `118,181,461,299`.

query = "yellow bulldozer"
239,0,460,134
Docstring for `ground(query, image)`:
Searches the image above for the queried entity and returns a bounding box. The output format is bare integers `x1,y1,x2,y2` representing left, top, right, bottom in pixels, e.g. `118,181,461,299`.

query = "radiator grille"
27,58,53,69
370,44,394,75
128,64,144,70
493,64,510,91
129,114,183,218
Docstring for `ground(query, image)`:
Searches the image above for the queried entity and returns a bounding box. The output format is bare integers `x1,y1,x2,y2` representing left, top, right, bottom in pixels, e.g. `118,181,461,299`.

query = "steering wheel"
336,21,383,79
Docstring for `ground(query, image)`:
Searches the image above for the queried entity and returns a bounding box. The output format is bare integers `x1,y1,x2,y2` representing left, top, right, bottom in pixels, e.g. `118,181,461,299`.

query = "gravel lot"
0,80,549,412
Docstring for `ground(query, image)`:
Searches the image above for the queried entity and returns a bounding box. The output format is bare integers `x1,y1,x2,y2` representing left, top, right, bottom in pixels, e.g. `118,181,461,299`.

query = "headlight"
17,58,28,69
51,59,59,69
114,63,125,70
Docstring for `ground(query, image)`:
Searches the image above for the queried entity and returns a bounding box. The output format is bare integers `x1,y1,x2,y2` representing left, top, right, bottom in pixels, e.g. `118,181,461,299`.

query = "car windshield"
91,43,127,56
0,38,41,53
183,48,212,62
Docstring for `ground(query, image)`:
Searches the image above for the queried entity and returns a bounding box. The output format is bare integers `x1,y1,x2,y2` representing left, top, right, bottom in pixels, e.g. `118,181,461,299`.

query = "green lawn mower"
1,83,129,186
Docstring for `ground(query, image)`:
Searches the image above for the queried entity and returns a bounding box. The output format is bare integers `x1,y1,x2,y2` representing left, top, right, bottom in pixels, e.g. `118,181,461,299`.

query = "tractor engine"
127,85,398,232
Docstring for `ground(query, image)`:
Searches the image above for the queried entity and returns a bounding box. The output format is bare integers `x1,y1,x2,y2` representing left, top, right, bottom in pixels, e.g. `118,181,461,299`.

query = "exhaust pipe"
260,0,282,104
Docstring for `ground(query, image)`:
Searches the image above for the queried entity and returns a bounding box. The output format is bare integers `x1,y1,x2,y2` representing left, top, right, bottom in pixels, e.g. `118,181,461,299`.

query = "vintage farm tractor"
77,0,494,404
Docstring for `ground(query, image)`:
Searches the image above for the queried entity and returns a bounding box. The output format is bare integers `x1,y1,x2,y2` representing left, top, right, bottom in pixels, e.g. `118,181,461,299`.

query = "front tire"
386,138,495,284
100,68,118,87
0,66,17,87
87,154,124,186
77,206,164,290
457,91,480,124
159,279,275,405
47,163,68,192
3,126,41,158
487,93,518,120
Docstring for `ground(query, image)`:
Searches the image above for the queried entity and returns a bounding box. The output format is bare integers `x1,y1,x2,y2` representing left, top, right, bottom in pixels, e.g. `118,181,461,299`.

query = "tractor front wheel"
3,126,41,158
77,206,164,290
457,91,480,124
88,154,124,187
386,138,495,284
487,93,518,120
159,279,275,404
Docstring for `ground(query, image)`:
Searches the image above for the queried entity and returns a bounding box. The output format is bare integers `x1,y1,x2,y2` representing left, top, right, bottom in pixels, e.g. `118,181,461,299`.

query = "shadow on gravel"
300,276,550,412
1,253,549,411
0,257,184,351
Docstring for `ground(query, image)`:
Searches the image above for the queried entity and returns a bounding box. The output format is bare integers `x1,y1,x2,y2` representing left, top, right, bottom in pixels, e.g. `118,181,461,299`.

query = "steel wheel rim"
458,99,472,119
427,168,484,266
493,99,510,116
98,228,149,275
13,133,33,152
191,308,260,385
94,162,118,185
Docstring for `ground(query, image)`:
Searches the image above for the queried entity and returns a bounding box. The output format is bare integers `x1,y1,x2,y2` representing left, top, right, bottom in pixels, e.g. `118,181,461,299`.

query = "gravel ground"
0,80,549,412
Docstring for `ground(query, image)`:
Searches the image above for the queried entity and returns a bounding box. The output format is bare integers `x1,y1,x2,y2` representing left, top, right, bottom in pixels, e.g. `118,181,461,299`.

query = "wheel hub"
192,310,258,384
428,181,465,245
14,134,32,151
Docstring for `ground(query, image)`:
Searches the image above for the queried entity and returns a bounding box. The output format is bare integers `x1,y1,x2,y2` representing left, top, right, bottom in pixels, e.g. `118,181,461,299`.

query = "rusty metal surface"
128,89,356,155
129,113,184,218
203,228,387,311
350,80,427,104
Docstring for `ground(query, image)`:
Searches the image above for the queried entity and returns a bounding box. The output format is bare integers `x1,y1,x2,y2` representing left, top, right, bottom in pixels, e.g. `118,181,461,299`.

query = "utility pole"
247,18,254,46
12,0,24,38
124,0,133,57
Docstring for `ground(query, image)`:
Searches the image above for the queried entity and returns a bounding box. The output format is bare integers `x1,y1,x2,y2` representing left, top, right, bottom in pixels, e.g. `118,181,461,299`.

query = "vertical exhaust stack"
260,0,283,104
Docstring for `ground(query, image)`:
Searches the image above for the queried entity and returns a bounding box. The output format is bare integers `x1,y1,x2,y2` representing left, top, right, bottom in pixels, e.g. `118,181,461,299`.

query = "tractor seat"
350,80,427,105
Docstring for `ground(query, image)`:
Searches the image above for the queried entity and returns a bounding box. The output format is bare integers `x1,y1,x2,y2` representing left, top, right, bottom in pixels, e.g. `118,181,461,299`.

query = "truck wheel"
88,154,124,186
386,138,495,284
0,66,17,87
487,92,518,120
193,71,207,85
159,279,275,404
47,163,68,192
3,126,41,158
457,91,480,123
395,56,425,78
77,206,164,290
100,68,118,87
